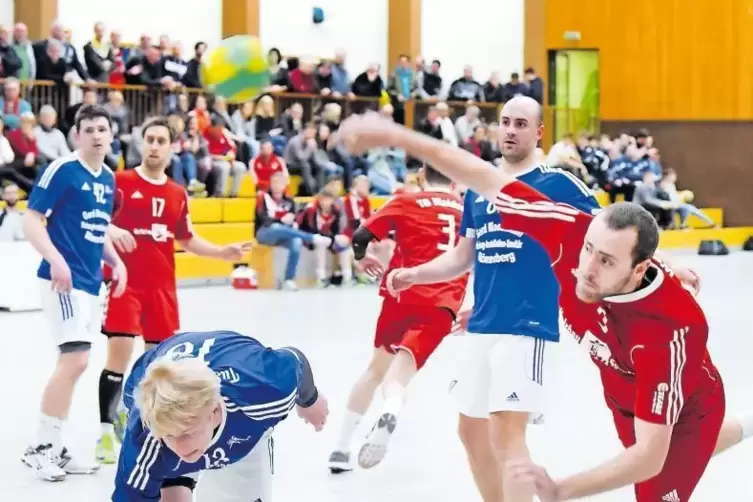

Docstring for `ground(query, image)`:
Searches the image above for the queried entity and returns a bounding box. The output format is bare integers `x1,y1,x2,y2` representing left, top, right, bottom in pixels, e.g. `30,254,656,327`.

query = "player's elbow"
351,226,375,260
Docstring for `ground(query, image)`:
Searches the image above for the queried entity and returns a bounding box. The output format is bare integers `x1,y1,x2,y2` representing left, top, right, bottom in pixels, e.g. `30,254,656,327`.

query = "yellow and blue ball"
199,35,271,103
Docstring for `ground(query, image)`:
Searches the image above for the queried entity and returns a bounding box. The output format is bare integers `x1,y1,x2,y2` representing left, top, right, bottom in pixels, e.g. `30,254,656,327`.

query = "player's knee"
457,414,490,452
213,161,230,174
489,411,529,456
57,343,91,378
106,337,135,372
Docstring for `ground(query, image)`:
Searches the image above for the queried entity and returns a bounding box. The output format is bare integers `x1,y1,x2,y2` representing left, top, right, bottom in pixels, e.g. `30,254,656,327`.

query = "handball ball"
199,35,271,103
679,190,694,203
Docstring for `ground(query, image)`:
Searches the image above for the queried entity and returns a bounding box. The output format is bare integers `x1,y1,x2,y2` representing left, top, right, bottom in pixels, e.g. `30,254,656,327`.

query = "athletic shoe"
357,412,397,469
21,444,66,482
327,450,353,474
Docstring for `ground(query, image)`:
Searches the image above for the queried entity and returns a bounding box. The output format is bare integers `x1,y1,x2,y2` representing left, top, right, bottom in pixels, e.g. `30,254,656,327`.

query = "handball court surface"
1,251,752,501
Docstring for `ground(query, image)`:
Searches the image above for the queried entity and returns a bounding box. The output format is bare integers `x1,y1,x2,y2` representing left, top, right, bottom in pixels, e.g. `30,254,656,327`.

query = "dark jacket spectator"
34,39,69,87
182,42,206,88
254,188,297,236
351,67,384,98
125,47,166,87
448,68,484,102
83,37,114,82
0,44,22,78
296,197,344,249
34,38,89,81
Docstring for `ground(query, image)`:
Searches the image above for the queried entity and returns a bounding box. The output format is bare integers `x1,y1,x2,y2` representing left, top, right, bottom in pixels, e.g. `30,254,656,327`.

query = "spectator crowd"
0,19,709,286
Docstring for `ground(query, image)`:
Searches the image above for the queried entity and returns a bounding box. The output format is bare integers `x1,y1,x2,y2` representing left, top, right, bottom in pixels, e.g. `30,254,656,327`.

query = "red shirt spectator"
288,62,318,94
251,141,287,191
203,121,236,157
7,122,39,157
341,175,372,237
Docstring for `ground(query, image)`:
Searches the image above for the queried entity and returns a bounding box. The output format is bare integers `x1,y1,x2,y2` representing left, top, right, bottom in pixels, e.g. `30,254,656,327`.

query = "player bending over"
113,329,328,502
328,165,468,473
22,104,127,481
97,116,252,463
338,112,753,501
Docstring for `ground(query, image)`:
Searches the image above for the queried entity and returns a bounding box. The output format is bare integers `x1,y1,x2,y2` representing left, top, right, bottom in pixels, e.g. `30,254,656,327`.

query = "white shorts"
39,280,105,347
449,334,554,421
193,432,274,502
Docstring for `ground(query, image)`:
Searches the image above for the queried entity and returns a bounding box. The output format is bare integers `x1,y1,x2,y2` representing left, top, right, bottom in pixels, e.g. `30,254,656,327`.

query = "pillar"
387,0,421,75
222,0,260,38
14,0,57,40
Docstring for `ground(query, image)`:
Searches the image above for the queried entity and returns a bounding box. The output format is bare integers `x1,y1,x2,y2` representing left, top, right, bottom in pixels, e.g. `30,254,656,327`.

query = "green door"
548,49,600,141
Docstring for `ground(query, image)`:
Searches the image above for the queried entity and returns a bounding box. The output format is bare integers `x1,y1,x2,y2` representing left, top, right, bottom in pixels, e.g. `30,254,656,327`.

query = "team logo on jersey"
227,435,252,448
81,182,91,191
215,368,240,383
131,191,144,199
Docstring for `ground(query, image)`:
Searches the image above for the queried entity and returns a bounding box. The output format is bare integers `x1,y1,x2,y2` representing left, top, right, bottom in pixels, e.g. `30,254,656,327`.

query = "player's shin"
458,415,503,502
357,350,418,469
491,411,534,502
38,351,90,449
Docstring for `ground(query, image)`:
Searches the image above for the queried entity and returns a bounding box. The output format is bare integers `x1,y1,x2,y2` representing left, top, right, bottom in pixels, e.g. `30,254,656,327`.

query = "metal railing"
7,80,597,149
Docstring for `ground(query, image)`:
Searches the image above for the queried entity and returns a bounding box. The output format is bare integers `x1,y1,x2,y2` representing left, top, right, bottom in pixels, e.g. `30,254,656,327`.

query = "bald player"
387,96,599,502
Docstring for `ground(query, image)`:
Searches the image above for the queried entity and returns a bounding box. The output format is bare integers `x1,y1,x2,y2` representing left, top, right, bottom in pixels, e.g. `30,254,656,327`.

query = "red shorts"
102,285,180,344
611,382,725,501
373,297,454,369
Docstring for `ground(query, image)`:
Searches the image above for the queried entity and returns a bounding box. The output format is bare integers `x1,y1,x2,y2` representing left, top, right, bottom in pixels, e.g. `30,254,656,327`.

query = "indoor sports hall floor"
1,251,752,501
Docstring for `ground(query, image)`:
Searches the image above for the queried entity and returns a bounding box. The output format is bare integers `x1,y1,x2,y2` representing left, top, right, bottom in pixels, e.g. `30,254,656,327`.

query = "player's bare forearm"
388,126,512,202
556,421,672,499
103,234,123,267
180,236,224,258
412,237,474,284
22,210,66,268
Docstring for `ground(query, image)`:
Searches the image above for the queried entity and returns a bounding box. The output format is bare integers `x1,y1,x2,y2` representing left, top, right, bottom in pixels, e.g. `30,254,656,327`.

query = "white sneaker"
282,280,298,291
327,450,353,474
22,444,66,482
358,412,398,469
58,447,100,475
313,235,333,248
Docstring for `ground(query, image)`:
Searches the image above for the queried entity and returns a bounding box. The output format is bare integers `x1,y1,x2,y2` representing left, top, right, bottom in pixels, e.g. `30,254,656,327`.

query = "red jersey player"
328,165,469,473
337,113,752,502
96,117,251,464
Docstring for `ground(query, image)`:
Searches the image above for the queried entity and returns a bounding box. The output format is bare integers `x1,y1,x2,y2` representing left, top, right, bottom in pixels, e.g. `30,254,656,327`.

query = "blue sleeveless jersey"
27,153,115,296
460,165,600,341
113,330,302,502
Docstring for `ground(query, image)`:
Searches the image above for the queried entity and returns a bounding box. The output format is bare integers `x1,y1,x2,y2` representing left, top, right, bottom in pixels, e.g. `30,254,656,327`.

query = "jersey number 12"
437,213,456,251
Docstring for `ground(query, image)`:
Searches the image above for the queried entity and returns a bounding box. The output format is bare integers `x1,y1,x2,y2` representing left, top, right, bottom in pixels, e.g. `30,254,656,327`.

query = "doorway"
547,49,600,142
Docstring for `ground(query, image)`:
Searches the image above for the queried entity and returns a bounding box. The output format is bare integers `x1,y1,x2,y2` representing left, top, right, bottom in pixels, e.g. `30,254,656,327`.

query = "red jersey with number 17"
110,169,194,290
362,188,468,313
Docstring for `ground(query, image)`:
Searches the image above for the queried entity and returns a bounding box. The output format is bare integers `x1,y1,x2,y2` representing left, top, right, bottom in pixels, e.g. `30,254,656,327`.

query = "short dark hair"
524,67,535,74
422,163,451,186
141,116,176,142
601,202,659,266
194,41,206,52
431,59,441,67
75,104,112,131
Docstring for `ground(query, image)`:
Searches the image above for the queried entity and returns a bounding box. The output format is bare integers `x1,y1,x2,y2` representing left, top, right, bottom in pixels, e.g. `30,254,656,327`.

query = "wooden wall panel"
523,0,546,98
387,0,421,75
545,0,753,120
601,120,753,226
14,0,57,40
222,0,260,38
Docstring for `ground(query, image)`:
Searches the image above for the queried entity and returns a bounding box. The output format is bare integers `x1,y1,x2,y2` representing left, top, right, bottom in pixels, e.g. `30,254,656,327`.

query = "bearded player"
96,116,252,463
327,165,468,472
339,112,753,501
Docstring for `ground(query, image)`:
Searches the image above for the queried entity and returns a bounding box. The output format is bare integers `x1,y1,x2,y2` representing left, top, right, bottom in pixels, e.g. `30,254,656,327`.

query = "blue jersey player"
384,96,599,502
21,104,128,482
113,330,328,502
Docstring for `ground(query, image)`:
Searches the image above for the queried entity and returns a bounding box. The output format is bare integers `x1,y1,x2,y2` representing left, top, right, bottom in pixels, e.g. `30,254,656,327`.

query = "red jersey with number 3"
362,188,468,313
109,169,193,290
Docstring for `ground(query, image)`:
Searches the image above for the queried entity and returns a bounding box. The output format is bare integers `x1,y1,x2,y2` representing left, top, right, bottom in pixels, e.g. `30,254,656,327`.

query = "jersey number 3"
437,213,456,251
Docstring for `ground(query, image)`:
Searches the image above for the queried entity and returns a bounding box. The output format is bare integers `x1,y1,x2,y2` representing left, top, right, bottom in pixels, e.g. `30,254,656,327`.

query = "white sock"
739,413,753,439
382,395,405,416
101,423,115,436
37,414,64,452
336,410,362,452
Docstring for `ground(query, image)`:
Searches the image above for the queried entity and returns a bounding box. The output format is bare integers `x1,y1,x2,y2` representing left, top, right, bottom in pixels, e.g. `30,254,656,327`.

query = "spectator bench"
178,195,390,288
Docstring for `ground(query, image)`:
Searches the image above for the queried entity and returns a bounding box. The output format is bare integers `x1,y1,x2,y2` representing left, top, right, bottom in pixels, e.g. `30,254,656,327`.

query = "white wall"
421,0,524,90
57,0,221,55
0,0,13,28
259,0,388,78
